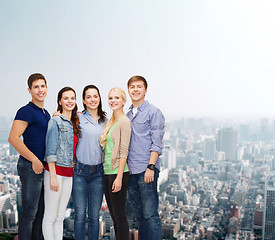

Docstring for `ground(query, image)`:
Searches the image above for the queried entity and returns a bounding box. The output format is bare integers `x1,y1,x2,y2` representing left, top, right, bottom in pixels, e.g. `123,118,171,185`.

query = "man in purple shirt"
8,73,50,240
126,75,165,240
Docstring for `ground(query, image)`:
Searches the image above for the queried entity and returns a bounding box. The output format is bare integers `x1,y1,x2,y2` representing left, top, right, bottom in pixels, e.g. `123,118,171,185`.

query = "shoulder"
77,112,84,118
117,117,131,131
14,104,34,122
16,104,33,115
121,116,131,124
144,103,164,117
147,102,161,112
49,116,62,125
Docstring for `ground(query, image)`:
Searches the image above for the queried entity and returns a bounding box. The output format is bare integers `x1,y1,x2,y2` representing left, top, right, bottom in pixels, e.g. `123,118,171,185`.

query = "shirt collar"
129,100,149,112
83,110,99,124
28,101,43,110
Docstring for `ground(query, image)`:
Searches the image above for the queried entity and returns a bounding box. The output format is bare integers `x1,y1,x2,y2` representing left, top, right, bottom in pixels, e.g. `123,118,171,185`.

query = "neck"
32,99,44,108
113,109,125,120
87,109,98,122
132,99,145,108
62,110,72,121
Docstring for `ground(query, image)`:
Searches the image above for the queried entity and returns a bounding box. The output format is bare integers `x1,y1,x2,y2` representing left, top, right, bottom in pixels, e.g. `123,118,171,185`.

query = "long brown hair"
57,87,81,137
82,85,107,124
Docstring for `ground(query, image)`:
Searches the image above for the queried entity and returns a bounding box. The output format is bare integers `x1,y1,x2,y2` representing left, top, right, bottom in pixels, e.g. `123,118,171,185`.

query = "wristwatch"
147,164,155,170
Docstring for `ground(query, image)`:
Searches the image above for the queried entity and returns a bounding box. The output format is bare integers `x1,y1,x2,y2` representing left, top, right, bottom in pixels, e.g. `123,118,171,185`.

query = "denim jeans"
17,157,44,240
104,172,130,240
72,162,104,240
128,169,161,240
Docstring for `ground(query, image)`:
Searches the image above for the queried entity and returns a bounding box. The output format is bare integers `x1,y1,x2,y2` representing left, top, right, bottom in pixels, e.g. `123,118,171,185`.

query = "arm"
8,120,44,174
45,119,59,191
48,162,59,191
112,119,131,193
112,157,127,193
144,110,165,183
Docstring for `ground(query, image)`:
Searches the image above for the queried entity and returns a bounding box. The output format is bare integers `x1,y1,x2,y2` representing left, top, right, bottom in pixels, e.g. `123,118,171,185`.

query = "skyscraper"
217,128,237,162
260,118,269,142
203,138,216,161
263,178,275,239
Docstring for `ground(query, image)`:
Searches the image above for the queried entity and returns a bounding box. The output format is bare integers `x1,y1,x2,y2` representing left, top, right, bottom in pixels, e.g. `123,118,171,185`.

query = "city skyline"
1,115,275,238
1,1,275,119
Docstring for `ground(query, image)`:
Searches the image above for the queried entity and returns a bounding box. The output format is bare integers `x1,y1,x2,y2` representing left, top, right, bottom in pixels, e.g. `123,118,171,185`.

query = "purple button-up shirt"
126,101,165,174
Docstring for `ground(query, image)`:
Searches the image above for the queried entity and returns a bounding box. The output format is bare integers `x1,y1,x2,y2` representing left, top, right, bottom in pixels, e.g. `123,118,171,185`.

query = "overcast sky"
1,0,275,120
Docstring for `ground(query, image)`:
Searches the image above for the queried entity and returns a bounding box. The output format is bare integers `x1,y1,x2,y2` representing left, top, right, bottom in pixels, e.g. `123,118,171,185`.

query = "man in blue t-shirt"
8,73,50,240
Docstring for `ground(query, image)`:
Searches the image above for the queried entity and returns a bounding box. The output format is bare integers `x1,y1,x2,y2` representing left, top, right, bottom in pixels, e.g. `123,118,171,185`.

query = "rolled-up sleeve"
149,110,165,156
45,119,58,163
119,118,132,159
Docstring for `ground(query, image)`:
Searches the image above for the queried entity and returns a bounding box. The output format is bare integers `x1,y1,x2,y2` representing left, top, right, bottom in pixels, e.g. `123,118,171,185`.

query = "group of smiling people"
9,74,165,240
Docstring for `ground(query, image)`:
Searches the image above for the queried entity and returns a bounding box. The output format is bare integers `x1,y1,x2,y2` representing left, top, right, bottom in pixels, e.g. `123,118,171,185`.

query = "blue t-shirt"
14,102,51,163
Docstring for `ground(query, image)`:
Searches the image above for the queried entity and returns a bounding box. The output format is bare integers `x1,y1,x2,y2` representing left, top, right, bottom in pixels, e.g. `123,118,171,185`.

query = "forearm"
117,157,127,179
48,162,57,177
149,151,159,165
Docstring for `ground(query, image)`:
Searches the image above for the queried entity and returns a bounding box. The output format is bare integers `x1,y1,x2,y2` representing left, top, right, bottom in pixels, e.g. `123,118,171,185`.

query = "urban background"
0,115,275,239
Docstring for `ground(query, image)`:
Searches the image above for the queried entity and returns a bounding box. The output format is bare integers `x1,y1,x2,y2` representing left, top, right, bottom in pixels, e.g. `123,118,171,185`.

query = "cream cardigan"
109,116,132,170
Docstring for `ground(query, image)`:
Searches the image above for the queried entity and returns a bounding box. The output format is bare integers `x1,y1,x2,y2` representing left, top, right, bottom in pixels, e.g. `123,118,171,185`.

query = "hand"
112,177,122,193
32,160,44,174
50,175,59,192
52,111,61,117
144,168,154,183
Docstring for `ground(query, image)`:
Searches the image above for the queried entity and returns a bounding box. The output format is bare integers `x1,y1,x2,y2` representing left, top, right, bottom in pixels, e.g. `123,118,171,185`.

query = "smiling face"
58,90,76,114
83,88,100,111
108,89,126,112
28,79,47,104
128,80,147,107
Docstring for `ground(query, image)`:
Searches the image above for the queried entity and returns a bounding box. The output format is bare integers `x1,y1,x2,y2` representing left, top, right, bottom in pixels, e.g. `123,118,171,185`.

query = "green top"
103,117,129,175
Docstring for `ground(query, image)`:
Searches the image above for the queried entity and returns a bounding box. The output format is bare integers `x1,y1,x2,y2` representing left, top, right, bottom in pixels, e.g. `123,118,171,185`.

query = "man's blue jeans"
128,169,161,240
17,157,44,240
72,162,104,240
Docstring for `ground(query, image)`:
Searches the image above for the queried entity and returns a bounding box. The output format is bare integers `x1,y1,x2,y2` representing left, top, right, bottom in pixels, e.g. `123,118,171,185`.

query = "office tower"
260,118,269,142
263,179,275,239
217,128,237,162
162,147,177,169
239,124,250,140
203,138,216,161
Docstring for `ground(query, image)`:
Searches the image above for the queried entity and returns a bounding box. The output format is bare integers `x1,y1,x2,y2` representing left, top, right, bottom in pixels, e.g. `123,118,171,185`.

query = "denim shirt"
126,101,165,174
45,115,74,168
75,111,105,165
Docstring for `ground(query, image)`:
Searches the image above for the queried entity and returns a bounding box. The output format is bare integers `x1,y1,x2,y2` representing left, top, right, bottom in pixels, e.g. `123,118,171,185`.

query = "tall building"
239,124,250,140
162,147,177,170
260,118,269,142
263,178,275,239
203,138,216,161
217,128,237,162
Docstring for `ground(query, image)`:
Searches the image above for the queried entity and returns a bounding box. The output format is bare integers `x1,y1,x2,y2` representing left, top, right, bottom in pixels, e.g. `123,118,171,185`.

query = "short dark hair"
127,75,148,89
27,73,47,89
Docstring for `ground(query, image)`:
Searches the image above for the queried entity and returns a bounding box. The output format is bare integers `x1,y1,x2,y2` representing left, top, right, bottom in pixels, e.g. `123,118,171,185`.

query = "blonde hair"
100,87,127,149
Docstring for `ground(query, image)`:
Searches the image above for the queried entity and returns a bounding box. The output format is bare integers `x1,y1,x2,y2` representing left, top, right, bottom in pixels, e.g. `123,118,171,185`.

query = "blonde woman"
100,87,131,240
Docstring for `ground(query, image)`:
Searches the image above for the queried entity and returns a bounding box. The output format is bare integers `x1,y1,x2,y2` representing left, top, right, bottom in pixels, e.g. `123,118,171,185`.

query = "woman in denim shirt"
73,85,107,240
42,87,81,240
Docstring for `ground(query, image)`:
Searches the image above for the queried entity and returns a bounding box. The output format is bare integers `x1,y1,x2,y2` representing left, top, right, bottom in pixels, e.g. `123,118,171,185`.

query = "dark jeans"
72,162,104,240
17,157,44,240
128,169,161,240
104,172,130,240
